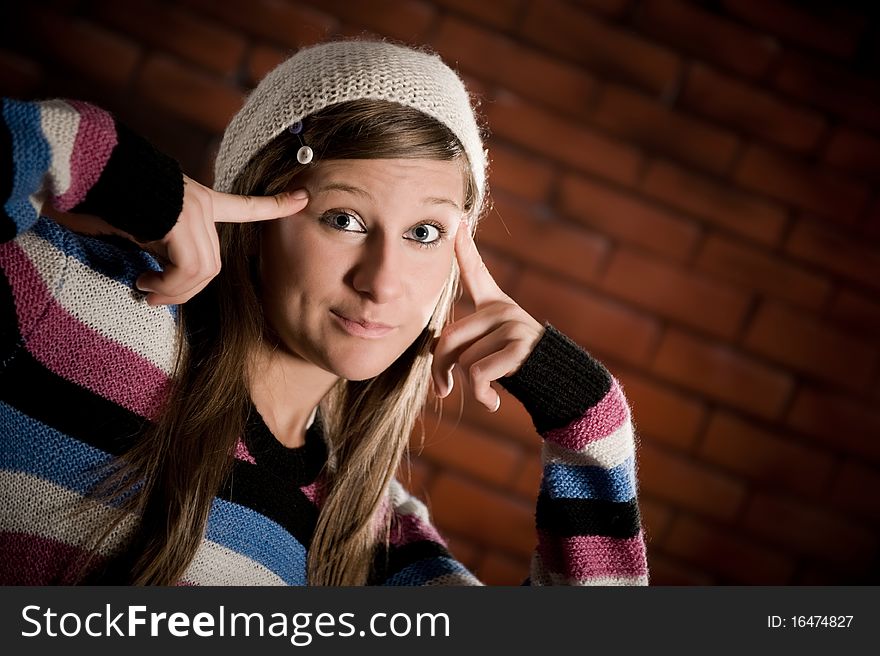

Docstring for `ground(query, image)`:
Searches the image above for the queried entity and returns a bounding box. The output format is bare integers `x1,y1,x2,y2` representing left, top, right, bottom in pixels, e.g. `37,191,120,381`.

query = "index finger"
454,218,504,307
211,189,309,223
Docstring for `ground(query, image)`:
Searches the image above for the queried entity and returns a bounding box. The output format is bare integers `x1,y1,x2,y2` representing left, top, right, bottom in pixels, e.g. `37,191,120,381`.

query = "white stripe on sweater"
529,552,648,586
38,100,80,198
183,540,286,586
18,230,178,374
0,469,135,555
542,419,635,470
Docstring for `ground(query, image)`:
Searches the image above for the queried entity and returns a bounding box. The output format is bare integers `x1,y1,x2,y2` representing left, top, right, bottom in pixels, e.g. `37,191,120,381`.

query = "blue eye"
321,210,366,233
406,223,445,248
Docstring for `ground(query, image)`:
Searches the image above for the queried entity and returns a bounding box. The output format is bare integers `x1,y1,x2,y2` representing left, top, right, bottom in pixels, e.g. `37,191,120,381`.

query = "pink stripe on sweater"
537,530,648,581
0,531,103,585
544,377,629,451
234,437,257,464
1,241,170,419
53,100,117,211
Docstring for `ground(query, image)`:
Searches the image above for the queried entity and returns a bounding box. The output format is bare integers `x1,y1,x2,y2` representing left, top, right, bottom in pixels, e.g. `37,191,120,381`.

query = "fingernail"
492,394,501,413
290,188,308,200
446,370,454,395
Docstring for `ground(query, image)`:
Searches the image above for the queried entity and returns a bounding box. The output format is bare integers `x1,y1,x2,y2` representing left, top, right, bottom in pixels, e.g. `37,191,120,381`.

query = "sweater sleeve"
497,323,649,585
0,97,183,243
377,323,649,586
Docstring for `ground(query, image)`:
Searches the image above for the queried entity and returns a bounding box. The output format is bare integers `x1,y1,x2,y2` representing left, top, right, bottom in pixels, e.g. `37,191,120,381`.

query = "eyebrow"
315,182,462,212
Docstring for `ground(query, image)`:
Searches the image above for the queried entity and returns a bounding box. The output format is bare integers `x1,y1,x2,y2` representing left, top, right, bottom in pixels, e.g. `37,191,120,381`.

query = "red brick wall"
3,0,879,585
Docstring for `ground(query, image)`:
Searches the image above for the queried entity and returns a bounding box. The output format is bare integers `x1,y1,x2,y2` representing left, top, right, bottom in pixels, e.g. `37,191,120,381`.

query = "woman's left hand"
431,218,545,412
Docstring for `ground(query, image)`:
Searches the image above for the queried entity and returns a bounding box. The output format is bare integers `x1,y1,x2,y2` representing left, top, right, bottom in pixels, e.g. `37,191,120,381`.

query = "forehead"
299,158,466,203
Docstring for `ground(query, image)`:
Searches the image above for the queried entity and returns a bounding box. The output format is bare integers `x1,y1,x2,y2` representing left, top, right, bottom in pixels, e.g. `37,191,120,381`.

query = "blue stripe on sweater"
0,400,113,495
2,99,48,235
205,499,308,586
0,402,304,582
381,556,473,586
29,218,178,321
541,457,636,502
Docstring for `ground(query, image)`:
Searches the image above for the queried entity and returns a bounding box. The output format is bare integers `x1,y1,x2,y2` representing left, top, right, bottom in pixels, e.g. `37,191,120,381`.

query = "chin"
326,352,395,382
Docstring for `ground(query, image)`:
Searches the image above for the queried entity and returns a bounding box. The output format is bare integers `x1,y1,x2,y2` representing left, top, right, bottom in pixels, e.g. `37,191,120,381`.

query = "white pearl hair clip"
288,120,314,164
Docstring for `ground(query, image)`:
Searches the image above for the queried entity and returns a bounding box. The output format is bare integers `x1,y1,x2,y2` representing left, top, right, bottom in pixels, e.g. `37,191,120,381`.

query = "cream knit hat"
213,39,487,210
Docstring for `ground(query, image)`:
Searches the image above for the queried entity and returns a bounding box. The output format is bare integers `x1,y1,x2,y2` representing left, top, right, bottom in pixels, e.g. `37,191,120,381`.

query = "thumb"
211,188,309,224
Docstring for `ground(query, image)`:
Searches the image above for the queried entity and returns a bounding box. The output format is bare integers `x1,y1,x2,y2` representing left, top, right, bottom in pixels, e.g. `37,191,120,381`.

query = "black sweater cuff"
498,323,614,434
72,120,183,243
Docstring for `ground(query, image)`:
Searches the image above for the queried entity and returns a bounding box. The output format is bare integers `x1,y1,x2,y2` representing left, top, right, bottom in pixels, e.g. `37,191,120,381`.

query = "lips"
331,310,397,338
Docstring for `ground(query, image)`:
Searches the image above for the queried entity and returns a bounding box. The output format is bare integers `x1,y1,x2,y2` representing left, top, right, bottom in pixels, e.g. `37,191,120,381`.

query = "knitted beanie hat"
213,39,487,210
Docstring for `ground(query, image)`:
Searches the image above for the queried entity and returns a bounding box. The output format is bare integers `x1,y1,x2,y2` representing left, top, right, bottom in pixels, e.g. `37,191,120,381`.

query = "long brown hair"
87,99,483,585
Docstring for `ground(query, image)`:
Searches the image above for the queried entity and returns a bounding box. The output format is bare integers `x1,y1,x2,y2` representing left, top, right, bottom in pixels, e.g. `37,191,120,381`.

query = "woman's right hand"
43,174,309,306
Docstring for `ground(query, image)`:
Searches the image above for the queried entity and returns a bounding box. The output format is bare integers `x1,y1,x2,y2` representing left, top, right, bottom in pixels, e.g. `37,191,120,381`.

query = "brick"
698,411,835,498
828,289,880,341
695,234,830,312
93,0,246,76
825,127,880,180
181,0,335,49
742,491,880,565
24,6,140,89
786,216,880,292
681,64,826,152
487,142,554,203
559,174,700,263
592,84,740,174
114,100,214,179
651,329,793,419
410,415,523,488
664,515,796,584
829,459,880,521
723,0,866,60
637,496,675,546
246,43,288,87
479,194,608,287
795,562,880,585
135,55,244,134
431,17,598,118
486,93,642,185
427,378,542,453
476,551,528,585
510,452,542,499
600,249,752,340
786,387,880,463
743,300,879,392
734,145,871,224
519,0,681,95
442,534,482,573
0,50,42,97
646,551,715,585
614,369,706,450
296,0,436,44
574,0,633,19
429,0,523,30
635,0,779,79
642,160,788,246
637,442,746,521
774,53,880,133
397,456,432,498
516,269,660,367
429,472,536,558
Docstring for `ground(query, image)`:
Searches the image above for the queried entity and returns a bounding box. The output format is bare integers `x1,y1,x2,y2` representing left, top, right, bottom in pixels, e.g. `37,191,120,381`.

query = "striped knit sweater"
0,98,649,586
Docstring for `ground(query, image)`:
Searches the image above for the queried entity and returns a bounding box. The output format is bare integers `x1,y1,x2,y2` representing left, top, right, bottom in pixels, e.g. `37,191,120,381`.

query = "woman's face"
259,158,467,381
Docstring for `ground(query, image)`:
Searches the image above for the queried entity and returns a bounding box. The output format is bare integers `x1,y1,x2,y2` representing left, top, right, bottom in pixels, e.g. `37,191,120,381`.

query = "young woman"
0,40,649,586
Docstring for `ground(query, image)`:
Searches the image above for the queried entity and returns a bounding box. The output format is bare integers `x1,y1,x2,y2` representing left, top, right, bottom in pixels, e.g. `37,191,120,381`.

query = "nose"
351,233,405,304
